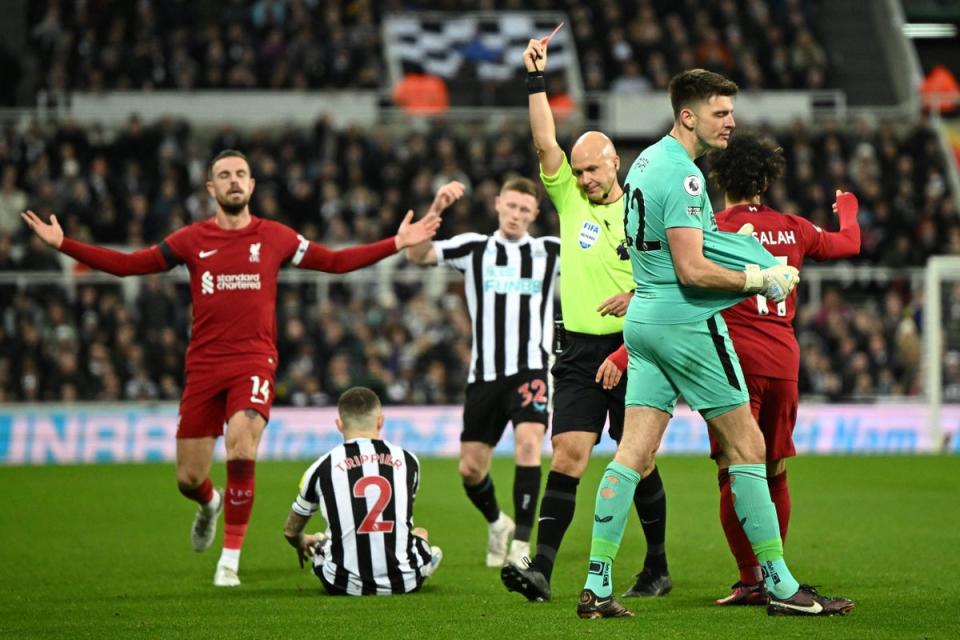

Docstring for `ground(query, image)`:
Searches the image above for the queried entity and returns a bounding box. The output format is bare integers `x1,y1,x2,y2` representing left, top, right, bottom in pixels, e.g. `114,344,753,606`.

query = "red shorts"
709,374,798,461
177,358,277,439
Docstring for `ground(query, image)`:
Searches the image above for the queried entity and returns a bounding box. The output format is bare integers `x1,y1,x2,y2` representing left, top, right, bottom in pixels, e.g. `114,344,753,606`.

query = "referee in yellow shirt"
500,36,671,603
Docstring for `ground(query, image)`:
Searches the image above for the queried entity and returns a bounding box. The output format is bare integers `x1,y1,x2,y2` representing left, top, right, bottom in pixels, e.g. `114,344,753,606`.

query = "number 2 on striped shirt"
353,476,395,534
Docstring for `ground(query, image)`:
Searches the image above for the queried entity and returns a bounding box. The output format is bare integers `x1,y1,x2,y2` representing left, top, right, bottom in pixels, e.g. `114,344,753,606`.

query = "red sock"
768,471,791,544
179,477,214,506
718,469,760,585
224,459,256,551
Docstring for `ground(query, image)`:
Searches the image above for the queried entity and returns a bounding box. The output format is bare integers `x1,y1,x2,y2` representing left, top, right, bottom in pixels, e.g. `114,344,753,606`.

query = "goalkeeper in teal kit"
576,69,854,619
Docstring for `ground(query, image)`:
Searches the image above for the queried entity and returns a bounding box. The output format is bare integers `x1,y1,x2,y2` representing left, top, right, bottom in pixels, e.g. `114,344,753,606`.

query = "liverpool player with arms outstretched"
21,150,440,587
709,132,861,605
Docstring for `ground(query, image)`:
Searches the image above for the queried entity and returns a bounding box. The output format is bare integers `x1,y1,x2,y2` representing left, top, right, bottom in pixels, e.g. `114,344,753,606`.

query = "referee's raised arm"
523,38,564,176
501,30,672,608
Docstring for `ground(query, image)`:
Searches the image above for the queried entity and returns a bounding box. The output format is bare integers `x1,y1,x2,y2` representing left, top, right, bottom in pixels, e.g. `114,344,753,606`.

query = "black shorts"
462,369,550,446
551,331,626,443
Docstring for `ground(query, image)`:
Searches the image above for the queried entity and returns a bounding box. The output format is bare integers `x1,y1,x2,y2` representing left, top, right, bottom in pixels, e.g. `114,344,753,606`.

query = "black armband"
526,71,546,94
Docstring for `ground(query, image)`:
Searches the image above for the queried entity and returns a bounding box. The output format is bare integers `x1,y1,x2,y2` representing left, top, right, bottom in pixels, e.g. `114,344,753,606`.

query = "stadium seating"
0,112,952,404
0,115,952,258
3,2,954,406
24,0,831,95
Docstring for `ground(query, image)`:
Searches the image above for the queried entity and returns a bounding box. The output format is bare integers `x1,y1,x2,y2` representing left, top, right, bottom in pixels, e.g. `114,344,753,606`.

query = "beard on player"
217,189,250,215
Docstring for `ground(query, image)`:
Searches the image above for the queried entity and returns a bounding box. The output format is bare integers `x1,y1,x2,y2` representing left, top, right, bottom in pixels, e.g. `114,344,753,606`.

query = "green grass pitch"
1,455,958,639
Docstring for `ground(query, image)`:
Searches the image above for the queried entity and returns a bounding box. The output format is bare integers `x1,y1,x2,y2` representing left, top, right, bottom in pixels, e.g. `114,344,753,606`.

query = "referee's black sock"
533,470,579,582
633,465,668,575
464,474,501,523
512,464,542,543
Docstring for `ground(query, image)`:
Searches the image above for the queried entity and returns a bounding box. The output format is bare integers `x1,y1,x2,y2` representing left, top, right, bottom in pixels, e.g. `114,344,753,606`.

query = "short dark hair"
708,131,786,201
337,387,382,427
207,149,250,180
500,176,539,200
668,69,739,119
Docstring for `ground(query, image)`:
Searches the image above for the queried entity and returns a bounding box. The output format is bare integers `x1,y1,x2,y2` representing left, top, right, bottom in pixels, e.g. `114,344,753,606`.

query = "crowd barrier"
1,403,956,465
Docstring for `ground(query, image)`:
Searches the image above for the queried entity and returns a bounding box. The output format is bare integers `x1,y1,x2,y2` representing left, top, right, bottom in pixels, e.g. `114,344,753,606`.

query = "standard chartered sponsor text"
216,273,262,290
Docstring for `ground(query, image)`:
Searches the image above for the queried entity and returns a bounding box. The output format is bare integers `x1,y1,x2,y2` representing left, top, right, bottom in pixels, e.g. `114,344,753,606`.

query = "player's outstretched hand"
429,181,466,216
395,209,442,250
20,210,64,249
597,291,633,317
736,223,754,235
524,38,548,72
833,189,859,217
595,357,623,390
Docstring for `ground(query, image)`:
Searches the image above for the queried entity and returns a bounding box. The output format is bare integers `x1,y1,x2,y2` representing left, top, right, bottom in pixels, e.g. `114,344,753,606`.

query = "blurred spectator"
921,65,960,115
392,72,450,115
0,167,28,236
610,60,652,94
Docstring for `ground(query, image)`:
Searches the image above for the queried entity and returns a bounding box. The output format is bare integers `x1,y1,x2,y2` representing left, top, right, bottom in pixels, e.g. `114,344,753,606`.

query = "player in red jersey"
21,149,441,587
708,132,861,605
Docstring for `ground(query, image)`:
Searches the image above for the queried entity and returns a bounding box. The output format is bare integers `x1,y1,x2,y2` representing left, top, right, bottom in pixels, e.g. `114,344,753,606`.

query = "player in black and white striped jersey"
282,387,441,596
407,178,560,568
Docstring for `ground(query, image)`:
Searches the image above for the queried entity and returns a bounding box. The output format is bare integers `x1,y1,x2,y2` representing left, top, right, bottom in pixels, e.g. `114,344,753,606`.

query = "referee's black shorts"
551,331,626,443
462,368,550,446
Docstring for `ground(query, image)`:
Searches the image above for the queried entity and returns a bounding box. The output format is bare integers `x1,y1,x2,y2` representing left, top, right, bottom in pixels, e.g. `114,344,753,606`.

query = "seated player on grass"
282,387,442,595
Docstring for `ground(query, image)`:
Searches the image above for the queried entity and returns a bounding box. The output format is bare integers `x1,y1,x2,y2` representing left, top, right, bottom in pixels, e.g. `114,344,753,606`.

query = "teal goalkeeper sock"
583,461,642,597
729,464,800,599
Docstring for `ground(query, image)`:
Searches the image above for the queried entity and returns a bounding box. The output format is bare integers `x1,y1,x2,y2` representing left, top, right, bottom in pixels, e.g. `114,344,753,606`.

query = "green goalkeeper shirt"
623,135,779,324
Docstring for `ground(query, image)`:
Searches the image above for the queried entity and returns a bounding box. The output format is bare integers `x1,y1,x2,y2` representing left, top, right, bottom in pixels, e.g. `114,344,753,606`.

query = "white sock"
204,490,221,515
490,512,506,529
218,548,241,571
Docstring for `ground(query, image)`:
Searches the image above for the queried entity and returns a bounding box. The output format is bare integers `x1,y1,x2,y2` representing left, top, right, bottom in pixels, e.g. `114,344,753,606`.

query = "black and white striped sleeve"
544,236,561,275
292,455,327,516
405,450,421,501
433,233,488,271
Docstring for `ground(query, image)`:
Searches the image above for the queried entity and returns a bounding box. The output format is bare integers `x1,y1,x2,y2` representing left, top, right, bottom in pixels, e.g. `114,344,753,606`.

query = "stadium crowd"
24,0,828,99
1,114,953,260
0,111,954,404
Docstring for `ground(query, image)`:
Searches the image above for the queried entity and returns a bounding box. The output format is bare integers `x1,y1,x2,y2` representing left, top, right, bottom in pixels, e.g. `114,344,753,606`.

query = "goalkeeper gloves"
734,221,799,301
742,263,800,303
735,222,800,302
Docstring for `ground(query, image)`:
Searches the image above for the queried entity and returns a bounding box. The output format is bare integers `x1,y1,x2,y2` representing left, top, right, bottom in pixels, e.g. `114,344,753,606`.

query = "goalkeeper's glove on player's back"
742,264,799,303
